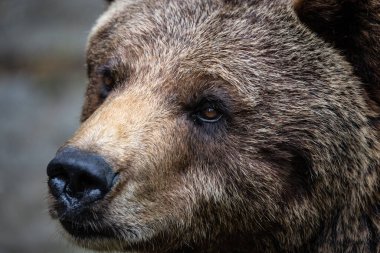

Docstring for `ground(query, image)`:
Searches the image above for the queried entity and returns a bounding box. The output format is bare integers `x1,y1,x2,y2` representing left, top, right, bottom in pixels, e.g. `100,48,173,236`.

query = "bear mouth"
60,219,117,239
55,205,118,239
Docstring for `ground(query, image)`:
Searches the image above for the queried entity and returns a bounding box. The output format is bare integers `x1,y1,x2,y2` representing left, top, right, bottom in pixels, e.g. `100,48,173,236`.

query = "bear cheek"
106,124,196,223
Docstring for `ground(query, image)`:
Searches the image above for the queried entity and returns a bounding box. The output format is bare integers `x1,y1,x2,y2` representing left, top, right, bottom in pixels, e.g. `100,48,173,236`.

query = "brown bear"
47,0,380,252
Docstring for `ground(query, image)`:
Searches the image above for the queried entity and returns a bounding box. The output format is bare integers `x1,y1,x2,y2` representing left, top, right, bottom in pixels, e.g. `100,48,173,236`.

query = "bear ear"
293,0,380,105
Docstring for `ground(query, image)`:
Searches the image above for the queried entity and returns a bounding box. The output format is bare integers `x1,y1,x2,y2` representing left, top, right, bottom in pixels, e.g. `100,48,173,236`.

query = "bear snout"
47,148,118,212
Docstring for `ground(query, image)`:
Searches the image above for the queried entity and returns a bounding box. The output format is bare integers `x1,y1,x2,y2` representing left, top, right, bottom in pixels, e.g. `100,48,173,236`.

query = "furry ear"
294,0,380,105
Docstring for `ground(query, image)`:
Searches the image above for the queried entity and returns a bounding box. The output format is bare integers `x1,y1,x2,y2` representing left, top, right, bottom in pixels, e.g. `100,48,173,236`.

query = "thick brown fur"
295,0,380,106
48,0,380,252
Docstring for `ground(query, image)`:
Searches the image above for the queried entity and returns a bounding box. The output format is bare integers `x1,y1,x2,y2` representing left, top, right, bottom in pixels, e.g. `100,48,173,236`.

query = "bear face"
47,0,380,252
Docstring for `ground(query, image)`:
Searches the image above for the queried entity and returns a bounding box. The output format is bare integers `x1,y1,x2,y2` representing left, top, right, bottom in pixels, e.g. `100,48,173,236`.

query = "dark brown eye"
99,83,113,100
103,75,114,86
98,68,115,100
196,106,223,123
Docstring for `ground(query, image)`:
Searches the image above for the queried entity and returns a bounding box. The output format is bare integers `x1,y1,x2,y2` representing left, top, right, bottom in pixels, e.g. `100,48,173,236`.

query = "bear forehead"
87,0,313,96
86,0,280,81
85,0,356,105
89,0,259,43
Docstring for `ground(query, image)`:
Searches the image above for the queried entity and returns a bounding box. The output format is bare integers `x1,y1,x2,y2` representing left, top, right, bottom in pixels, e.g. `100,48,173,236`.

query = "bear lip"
53,203,116,239
60,219,117,239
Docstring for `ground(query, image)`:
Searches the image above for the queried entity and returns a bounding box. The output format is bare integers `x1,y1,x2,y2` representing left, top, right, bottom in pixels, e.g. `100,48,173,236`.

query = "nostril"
46,148,116,205
48,173,69,198
47,162,70,198
66,172,105,200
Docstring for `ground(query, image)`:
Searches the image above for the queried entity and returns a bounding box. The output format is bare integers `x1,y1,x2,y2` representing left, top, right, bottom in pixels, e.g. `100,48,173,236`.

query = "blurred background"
0,1,106,252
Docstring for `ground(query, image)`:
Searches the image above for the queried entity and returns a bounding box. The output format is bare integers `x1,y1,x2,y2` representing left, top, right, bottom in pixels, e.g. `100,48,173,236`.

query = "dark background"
0,1,107,252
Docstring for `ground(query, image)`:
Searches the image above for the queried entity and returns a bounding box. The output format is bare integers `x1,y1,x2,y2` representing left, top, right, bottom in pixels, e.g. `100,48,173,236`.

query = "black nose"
47,148,117,206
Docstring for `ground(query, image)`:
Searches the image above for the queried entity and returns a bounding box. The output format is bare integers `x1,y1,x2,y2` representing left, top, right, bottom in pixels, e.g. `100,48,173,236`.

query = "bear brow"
92,57,131,80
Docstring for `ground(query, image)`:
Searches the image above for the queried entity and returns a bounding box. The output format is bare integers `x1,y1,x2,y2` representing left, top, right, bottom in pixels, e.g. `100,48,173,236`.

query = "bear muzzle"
47,148,118,221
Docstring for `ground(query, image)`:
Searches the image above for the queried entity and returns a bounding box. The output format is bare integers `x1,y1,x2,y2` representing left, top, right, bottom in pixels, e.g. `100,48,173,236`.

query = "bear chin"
65,236,127,252
60,222,148,252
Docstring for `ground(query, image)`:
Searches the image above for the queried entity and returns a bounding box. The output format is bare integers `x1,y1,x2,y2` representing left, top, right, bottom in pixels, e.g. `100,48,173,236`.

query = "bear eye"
98,67,115,100
194,103,223,123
